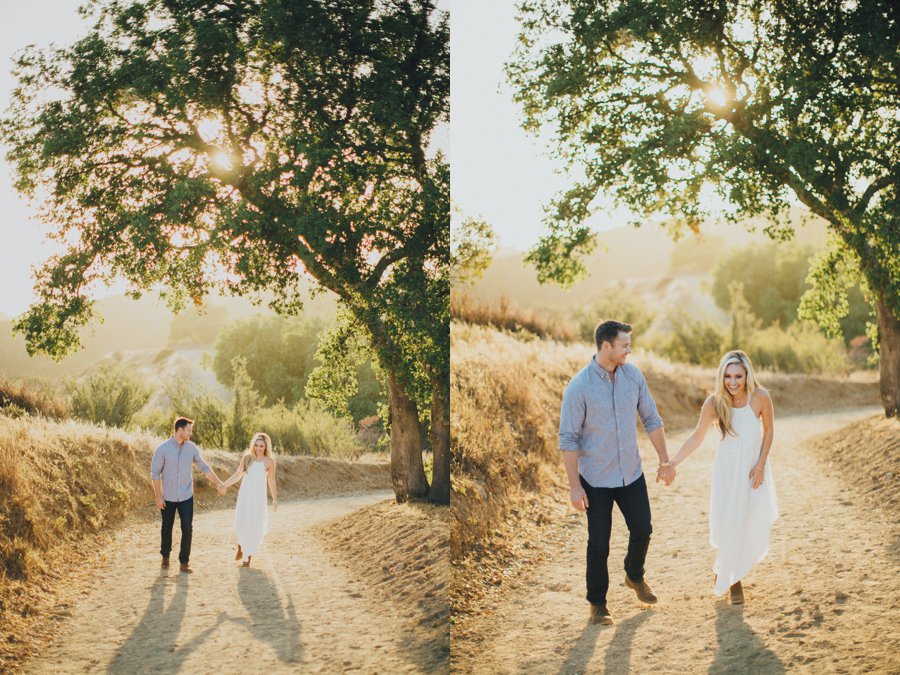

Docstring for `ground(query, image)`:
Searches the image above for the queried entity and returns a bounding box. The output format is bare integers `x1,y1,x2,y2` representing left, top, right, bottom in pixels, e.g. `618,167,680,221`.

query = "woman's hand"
749,463,765,489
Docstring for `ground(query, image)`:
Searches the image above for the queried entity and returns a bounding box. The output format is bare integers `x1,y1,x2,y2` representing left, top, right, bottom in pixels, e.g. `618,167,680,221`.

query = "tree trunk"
427,372,450,505
875,296,900,418
387,371,430,502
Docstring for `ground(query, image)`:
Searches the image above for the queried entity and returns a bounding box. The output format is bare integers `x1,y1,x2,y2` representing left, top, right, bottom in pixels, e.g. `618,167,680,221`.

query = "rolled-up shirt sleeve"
637,372,663,433
193,445,213,474
559,382,586,452
150,445,165,480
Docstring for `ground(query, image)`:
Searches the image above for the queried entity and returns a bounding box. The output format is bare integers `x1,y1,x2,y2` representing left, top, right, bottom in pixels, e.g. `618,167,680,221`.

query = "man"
559,320,675,625
151,417,224,573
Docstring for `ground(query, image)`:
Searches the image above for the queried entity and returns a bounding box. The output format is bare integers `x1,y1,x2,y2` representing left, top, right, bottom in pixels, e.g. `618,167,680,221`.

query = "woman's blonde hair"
713,350,759,438
240,432,274,472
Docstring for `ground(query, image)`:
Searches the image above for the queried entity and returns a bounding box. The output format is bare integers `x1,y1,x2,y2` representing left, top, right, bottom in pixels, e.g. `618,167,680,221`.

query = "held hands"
217,483,227,496
749,463,765,489
656,463,676,486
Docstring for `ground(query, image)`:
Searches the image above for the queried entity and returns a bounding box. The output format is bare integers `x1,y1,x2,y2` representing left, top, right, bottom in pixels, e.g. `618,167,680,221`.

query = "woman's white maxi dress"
234,460,269,559
709,404,778,596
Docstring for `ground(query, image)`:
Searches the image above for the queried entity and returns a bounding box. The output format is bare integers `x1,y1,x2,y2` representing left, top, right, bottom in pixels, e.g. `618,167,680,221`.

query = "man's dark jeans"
581,473,652,606
160,497,194,565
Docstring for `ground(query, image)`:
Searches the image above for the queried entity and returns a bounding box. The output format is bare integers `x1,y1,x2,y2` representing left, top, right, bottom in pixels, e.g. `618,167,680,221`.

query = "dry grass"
0,413,389,671
450,289,581,342
317,501,450,671
0,376,69,419
450,322,882,618
815,414,900,515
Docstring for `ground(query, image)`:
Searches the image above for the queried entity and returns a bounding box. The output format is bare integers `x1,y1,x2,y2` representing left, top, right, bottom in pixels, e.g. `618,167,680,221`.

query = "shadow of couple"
106,566,301,673
556,602,784,674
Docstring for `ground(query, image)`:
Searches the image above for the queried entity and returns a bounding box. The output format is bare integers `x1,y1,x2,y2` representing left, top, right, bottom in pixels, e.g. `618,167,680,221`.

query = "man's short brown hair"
174,417,194,433
594,320,632,349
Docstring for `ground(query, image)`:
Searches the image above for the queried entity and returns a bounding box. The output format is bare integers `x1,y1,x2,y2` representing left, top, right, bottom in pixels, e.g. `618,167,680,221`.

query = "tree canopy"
509,0,899,414
2,0,450,499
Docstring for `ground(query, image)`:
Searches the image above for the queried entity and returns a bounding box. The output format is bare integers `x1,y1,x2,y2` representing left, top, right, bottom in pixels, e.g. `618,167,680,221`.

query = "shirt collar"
589,355,616,382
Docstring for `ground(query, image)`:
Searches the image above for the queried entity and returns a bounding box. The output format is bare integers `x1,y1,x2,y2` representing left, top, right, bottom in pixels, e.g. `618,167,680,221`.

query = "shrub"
252,400,365,459
744,322,851,375
68,366,151,430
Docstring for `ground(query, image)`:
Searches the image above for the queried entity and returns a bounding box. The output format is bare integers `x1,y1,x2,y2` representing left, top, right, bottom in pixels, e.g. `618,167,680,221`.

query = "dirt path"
25,491,432,674
452,407,900,674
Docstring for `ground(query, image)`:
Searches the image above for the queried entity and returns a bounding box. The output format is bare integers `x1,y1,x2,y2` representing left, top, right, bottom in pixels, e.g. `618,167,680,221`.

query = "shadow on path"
231,566,302,664
107,572,224,674
557,609,652,675
709,602,784,674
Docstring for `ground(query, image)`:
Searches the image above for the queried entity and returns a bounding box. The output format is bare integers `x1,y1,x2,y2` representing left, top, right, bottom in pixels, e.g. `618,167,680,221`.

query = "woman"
662,350,778,604
219,432,278,567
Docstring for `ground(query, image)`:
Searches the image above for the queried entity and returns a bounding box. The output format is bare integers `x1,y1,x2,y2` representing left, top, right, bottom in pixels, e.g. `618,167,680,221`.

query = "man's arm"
636,372,673,482
562,451,588,511
193,446,223,486
150,446,165,509
559,382,588,511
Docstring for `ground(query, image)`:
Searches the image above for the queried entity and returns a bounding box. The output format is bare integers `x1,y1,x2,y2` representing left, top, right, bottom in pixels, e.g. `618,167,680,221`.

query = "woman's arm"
266,458,278,511
749,389,774,489
671,396,718,469
220,461,245,488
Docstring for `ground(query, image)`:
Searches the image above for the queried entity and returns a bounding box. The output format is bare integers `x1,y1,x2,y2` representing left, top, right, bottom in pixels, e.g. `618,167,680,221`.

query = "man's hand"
656,464,676,486
156,496,165,510
570,485,589,512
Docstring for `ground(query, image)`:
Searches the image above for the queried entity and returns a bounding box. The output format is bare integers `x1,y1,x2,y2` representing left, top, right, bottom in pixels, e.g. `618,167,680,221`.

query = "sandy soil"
451,406,900,674
24,491,435,674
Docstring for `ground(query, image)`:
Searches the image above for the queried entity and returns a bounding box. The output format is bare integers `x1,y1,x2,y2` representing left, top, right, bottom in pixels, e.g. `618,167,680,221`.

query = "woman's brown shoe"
235,545,242,561
241,555,251,567
729,581,744,604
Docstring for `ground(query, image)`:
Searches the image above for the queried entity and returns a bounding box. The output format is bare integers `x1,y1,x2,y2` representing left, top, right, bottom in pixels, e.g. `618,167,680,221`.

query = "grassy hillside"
0,413,389,671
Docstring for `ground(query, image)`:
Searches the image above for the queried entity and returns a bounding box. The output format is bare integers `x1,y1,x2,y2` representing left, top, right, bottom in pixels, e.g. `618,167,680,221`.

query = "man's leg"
615,473,653,583
176,497,194,565
160,501,177,559
582,475,615,606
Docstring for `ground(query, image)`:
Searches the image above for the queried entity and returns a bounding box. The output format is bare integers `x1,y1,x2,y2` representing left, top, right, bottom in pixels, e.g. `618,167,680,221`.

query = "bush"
68,366,151,430
573,288,658,343
744,322,851,375
252,400,365,459
139,381,228,448
645,310,725,366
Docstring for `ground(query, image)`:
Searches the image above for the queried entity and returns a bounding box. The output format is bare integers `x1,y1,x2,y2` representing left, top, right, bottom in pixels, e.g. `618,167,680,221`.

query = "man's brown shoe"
625,575,658,604
179,563,193,574
590,603,613,625
161,556,169,569
729,581,744,605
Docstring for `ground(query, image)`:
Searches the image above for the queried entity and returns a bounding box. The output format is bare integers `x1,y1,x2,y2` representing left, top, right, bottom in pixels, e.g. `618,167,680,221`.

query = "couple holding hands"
151,419,278,571
560,320,778,625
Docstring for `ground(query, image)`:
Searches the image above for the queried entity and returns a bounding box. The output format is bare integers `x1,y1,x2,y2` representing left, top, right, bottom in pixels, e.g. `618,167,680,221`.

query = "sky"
0,1,91,318
450,0,634,252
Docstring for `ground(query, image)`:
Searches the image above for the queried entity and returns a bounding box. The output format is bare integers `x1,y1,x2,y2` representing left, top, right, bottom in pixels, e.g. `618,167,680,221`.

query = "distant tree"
2,0,449,499
68,365,151,430
509,0,899,415
212,315,323,407
226,356,261,452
